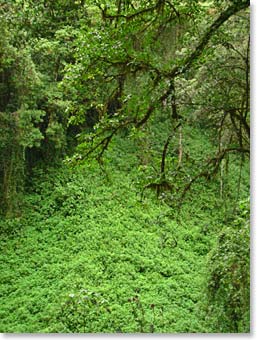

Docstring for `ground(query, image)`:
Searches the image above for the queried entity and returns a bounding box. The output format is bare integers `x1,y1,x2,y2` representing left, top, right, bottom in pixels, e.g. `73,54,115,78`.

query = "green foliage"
0,163,213,333
0,108,45,215
58,288,109,333
0,0,250,334
57,1,250,228
0,137,249,332
204,198,250,332
0,0,82,215
0,28,45,215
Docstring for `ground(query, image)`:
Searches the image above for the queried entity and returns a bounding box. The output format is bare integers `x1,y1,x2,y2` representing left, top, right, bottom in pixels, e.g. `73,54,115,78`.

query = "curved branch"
180,147,249,202
136,1,249,128
168,0,250,78
97,1,162,22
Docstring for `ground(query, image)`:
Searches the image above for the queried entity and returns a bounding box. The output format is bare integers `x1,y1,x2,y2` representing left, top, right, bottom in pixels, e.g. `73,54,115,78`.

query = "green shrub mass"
0,166,204,332
0,133,249,332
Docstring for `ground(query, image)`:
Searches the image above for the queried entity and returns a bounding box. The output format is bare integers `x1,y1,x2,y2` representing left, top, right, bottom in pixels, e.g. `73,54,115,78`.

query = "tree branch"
160,122,181,177
180,146,249,202
136,1,249,128
168,0,250,78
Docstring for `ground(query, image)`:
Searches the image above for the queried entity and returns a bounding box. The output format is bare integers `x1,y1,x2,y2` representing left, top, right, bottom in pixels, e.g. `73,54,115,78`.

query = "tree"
0,15,44,216
0,0,87,215
63,0,249,200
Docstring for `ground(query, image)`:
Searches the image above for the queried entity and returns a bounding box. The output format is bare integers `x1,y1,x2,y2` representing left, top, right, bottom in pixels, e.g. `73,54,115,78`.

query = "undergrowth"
0,126,249,333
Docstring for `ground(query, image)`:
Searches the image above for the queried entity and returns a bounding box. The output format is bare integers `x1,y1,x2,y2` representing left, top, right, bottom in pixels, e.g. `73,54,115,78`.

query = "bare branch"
180,146,249,202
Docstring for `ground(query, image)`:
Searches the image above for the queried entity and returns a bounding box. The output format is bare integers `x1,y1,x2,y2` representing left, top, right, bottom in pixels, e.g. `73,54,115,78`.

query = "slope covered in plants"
0,0,250,334
0,126,249,333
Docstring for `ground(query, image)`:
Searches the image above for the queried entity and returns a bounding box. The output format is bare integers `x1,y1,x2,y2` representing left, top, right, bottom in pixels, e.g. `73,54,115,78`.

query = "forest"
0,0,250,333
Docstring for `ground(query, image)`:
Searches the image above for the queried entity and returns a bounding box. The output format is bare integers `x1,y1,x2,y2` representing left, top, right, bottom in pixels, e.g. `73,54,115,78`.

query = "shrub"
204,198,250,332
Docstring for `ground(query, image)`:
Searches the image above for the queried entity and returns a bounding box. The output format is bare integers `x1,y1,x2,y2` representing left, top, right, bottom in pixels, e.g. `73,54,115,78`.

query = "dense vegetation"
0,0,250,333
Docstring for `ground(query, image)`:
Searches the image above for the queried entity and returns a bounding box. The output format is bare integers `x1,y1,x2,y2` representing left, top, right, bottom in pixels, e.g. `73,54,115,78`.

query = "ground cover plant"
0,163,207,332
0,128,249,333
0,0,250,334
